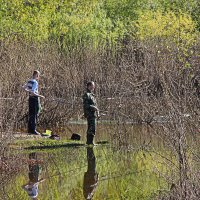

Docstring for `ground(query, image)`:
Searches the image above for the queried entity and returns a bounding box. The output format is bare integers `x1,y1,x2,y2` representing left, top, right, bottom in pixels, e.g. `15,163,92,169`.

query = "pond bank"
9,133,109,150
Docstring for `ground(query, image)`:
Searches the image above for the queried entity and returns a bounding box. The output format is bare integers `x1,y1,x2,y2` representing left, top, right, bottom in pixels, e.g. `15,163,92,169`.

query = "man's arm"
90,105,98,111
38,178,45,183
23,82,45,98
24,89,45,98
90,104,99,117
30,92,45,98
83,95,98,112
31,81,45,98
22,183,32,190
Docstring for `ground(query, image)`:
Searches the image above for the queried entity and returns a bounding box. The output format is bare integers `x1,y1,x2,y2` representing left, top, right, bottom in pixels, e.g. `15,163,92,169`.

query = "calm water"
0,124,171,200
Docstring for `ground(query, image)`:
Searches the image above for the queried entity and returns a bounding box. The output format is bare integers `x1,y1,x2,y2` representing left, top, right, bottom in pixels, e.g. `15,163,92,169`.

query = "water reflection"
22,152,45,199
83,147,99,200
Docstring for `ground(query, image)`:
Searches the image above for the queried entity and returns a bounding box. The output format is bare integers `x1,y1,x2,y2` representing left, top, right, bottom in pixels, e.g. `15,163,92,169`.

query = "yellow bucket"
45,130,52,135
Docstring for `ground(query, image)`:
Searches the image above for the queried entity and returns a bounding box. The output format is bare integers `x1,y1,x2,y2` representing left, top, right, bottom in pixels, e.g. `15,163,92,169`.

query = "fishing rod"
0,98,14,100
0,96,68,103
45,97,73,103
0,96,118,103
45,96,119,102
79,110,108,120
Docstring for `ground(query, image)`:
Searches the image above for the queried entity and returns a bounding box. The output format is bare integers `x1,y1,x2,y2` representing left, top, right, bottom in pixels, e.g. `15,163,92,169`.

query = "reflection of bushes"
0,147,169,200
0,154,27,186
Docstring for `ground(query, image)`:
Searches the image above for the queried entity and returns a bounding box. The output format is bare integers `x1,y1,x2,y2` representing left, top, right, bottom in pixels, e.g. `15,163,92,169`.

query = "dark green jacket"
82,90,97,118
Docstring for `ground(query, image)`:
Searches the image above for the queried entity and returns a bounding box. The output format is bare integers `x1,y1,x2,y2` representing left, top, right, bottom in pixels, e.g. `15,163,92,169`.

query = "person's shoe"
34,131,41,135
28,130,40,135
31,131,41,135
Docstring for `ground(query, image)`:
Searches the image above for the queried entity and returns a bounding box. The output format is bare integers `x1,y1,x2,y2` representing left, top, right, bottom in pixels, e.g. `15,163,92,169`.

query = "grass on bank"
9,137,85,150
9,137,109,150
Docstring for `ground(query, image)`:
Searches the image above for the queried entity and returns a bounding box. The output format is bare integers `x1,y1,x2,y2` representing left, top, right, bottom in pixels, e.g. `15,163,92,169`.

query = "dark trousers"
28,153,40,182
87,117,96,136
28,97,39,133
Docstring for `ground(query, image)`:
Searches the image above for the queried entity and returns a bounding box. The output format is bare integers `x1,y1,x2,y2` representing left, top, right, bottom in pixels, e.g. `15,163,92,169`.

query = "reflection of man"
83,147,99,200
22,153,45,199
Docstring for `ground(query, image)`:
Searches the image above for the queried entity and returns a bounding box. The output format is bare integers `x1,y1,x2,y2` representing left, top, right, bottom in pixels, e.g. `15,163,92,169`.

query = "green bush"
0,0,199,47
135,10,197,46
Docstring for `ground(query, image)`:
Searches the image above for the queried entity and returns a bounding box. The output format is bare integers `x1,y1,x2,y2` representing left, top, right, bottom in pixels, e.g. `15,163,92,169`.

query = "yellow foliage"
135,10,198,47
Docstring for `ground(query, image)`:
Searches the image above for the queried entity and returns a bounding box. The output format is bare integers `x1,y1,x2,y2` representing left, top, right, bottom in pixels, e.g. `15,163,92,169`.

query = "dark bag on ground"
71,133,81,141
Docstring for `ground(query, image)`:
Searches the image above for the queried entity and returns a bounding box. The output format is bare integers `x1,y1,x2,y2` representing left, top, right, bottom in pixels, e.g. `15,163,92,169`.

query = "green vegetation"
135,10,197,46
10,138,85,149
9,138,109,150
1,0,199,47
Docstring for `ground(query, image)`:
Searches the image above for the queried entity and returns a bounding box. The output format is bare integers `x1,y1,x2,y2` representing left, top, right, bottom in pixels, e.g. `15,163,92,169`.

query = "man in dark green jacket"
82,81,99,145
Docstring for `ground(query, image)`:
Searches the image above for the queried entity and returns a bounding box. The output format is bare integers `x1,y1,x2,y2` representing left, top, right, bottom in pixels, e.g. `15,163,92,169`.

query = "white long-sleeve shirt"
23,79,38,95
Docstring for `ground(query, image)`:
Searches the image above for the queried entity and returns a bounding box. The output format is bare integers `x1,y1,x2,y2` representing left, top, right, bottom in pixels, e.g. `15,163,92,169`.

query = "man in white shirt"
23,70,45,135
